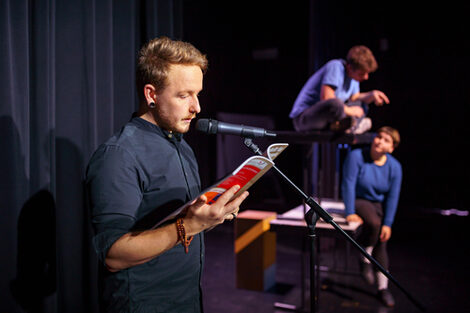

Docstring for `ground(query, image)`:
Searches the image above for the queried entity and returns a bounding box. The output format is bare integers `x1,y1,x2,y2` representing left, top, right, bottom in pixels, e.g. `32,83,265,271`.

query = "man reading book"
85,36,249,313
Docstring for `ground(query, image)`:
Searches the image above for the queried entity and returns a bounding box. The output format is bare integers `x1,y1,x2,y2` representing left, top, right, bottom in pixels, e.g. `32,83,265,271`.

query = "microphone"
195,118,277,138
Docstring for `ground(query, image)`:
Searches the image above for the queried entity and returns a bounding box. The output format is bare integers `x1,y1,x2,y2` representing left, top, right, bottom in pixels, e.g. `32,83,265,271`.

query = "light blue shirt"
289,59,360,118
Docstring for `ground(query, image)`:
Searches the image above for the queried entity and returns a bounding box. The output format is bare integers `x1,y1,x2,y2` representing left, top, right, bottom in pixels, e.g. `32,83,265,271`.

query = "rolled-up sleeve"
86,145,142,265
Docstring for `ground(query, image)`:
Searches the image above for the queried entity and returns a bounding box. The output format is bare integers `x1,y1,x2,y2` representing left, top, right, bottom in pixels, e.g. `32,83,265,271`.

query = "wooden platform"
270,199,361,234
234,210,277,291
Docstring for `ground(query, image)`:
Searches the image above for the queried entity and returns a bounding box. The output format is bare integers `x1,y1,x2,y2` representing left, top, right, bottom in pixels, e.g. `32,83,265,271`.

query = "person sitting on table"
341,126,402,307
289,45,389,134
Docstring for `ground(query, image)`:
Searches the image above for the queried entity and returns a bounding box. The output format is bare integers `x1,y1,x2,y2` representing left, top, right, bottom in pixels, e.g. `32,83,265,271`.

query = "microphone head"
195,118,218,134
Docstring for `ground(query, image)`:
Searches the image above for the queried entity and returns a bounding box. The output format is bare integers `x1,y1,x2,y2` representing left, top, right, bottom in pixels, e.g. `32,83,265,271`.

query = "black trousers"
292,99,366,132
292,98,345,131
355,198,389,270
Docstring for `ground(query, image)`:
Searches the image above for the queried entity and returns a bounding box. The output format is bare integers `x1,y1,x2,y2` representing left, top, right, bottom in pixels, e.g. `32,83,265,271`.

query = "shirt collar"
131,117,183,142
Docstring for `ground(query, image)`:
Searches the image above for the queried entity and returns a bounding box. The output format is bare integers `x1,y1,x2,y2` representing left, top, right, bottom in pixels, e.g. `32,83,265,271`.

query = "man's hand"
344,105,365,118
366,90,390,106
183,185,249,236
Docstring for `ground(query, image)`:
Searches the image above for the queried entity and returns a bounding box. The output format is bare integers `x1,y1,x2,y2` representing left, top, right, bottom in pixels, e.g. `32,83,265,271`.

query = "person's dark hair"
377,126,400,148
346,45,378,73
136,36,208,102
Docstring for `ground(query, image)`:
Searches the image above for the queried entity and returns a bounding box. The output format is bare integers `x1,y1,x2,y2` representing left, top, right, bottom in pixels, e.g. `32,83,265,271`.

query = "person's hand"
183,185,249,236
224,207,240,221
380,225,392,242
367,90,390,106
346,213,363,224
344,105,365,118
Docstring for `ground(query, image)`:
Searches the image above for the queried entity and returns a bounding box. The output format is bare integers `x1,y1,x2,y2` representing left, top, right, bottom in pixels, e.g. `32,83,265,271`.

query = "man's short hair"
136,36,208,101
346,45,378,73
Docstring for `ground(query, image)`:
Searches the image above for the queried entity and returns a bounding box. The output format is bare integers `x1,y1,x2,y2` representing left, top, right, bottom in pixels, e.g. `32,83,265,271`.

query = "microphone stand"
242,138,426,313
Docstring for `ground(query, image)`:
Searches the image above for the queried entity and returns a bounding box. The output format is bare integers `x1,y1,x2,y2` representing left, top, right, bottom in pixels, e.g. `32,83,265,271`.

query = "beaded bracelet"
176,218,193,253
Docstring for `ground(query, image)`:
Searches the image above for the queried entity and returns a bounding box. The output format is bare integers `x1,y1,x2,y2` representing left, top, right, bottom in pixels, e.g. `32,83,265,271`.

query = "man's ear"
144,84,157,105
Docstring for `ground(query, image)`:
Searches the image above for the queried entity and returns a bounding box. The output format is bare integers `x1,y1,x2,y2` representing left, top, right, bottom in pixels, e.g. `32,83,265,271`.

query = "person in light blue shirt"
289,46,390,134
341,126,402,307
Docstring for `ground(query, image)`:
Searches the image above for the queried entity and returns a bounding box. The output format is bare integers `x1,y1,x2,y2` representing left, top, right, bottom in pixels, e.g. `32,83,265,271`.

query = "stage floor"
201,206,469,313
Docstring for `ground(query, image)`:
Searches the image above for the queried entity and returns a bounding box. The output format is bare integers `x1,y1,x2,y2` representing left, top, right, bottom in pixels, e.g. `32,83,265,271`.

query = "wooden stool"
234,210,277,291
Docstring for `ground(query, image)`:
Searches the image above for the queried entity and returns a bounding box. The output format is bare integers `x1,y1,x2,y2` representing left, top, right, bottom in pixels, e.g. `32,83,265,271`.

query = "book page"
262,143,289,161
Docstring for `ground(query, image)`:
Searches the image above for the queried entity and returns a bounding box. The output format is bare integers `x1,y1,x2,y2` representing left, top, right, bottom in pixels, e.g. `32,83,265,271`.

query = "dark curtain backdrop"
0,0,182,312
182,0,470,211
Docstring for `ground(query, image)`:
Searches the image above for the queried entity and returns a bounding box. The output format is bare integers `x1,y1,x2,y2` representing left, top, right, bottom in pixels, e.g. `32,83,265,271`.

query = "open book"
152,143,288,228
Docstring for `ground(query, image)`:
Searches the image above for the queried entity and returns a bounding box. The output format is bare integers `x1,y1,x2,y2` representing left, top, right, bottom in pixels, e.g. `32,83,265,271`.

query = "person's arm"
344,105,365,118
341,150,362,223
379,161,402,242
350,90,390,106
105,221,180,271
321,84,364,118
105,185,248,272
320,84,336,101
382,162,403,227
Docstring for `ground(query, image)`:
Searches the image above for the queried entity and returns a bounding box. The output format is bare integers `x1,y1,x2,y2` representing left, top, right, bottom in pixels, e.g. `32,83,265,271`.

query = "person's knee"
293,112,325,131
367,220,382,232
328,98,344,108
360,214,382,232
327,98,345,117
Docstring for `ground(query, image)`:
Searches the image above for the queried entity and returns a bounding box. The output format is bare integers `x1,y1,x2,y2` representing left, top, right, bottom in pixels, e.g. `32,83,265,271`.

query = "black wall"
182,0,470,211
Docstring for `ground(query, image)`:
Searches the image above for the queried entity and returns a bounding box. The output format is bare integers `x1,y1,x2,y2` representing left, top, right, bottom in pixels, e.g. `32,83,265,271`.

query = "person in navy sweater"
341,126,402,307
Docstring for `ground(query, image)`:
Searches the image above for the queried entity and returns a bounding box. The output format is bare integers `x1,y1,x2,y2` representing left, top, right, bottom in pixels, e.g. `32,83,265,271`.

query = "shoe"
330,117,353,132
378,289,395,307
346,117,372,134
360,262,375,285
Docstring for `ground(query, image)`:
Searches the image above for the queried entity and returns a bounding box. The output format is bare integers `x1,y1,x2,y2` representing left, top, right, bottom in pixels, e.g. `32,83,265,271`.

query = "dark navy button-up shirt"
86,117,204,313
